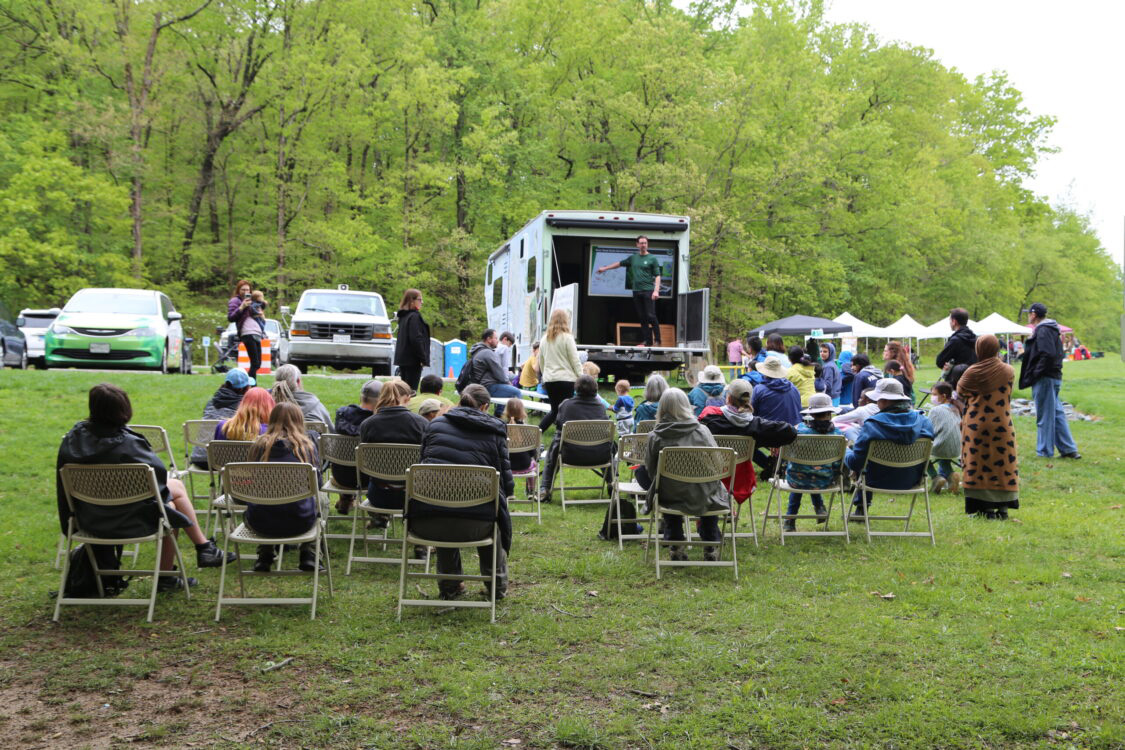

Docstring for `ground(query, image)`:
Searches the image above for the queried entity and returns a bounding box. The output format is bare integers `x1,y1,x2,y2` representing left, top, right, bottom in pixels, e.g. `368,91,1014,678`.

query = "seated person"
407,373,455,413
844,379,934,517
688,365,726,417
613,379,635,435
539,375,615,503
245,403,324,572
330,379,382,514
832,388,878,443
927,382,962,494
883,359,914,401
751,357,801,426
641,389,729,562
518,341,540,389
272,364,333,428
56,384,234,592
418,399,445,421
633,374,667,425
501,398,535,497
189,369,251,468
417,384,514,600
215,386,275,440
849,353,882,407
784,393,843,531
785,346,817,406
357,381,429,518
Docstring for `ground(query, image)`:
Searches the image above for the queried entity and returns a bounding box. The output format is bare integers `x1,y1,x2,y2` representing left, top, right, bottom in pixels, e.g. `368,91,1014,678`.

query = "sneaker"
813,505,829,524
439,582,466,600
298,543,325,572
413,545,429,560
253,553,275,573
668,545,687,562
1060,452,1082,460
539,491,553,504
930,476,947,495
196,538,237,568
848,505,867,522
782,518,797,532
157,574,197,593
703,547,719,562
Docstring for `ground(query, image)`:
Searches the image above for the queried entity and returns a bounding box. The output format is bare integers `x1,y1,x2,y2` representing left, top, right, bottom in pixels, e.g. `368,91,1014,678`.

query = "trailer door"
677,288,709,349
487,247,510,332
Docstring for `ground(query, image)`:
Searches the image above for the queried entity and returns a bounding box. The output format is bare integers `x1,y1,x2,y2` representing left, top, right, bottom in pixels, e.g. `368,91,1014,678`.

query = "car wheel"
296,362,308,375
372,364,391,377
20,349,28,370
159,345,170,374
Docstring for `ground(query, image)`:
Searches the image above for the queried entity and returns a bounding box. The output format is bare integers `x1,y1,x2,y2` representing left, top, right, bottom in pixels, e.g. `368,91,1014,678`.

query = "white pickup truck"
281,286,394,376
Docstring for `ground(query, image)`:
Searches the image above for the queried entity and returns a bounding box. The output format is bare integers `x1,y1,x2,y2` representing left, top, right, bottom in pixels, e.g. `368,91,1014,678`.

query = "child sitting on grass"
613,379,635,435
927,381,961,494
784,392,843,531
501,398,536,497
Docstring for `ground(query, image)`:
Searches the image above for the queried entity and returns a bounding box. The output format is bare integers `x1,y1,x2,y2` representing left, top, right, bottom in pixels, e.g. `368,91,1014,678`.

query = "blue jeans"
487,383,523,416
1032,377,1078,457
787,492,825,515
927,459,954,479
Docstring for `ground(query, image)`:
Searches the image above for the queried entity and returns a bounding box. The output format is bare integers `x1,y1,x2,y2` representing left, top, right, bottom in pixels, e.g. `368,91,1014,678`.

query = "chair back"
405,464,499,512
619,433,649,465
128,424,178,472
560,420,616,447
206,440,256,473
634,420,656,433
223,462,320,506
779,434,846,468
653,446,736,488
506,424,540,455
183,419,222,451
356,443,422,484
321,433,361,467
59,464,161,510
712,434,755,464
861,438,933,489
306,420,330,435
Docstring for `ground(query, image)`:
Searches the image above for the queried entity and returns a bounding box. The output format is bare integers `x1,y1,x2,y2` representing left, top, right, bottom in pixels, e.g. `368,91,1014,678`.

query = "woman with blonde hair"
538,308,582,433
215,387,275,440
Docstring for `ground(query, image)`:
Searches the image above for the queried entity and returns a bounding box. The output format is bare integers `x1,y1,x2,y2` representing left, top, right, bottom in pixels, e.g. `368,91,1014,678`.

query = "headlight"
50,323,76,335
290,322,310,337
125,327,157,337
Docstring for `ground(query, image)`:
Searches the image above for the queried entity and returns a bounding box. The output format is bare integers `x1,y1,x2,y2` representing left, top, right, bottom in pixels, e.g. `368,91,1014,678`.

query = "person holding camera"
227,279,266,381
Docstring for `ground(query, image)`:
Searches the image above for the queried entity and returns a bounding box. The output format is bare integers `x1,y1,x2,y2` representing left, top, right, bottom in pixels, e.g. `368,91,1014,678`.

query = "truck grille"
308,323,373,340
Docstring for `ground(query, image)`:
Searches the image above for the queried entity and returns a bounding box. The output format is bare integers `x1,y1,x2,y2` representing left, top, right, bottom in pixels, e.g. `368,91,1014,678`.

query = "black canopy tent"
748,315,852,338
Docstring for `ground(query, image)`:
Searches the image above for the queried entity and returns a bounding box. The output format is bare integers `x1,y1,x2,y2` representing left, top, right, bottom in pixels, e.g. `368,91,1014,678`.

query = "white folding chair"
712,434,759,546
182,420,223,533
348,443,426,575
611,432,650,549
506,424,542,523
319,433,362,541
646,446,738,579
54,464,190,622
761,435,849,544
306,420,330,436
557,420,617,512
214,461,331,620
206,440,255,541
853,438,935,544
634,420,656,434
128,424,180,477
397,464,501,623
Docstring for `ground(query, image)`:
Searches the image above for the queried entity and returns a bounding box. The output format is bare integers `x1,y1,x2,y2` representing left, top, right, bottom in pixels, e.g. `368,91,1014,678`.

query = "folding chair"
557,420,617,512
128,425,181,477
397,464,501,623
215,461,331,620
54,464,190,622
206,440,255,540
306,420,330,436
712,435,759,545
853,438,935,544
319,433,362,541
348,443,426,575
634,420,656,434
182,420,223,532
612,432,650,549
506,424,542,523
761,435,849,544
646,446,738,579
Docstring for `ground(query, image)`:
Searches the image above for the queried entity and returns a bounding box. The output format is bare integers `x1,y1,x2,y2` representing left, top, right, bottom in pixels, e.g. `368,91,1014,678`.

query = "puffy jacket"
688,382,725,417
700,406,798,501
845,409,934,490
936,326,978,369
393,308,431,368
418,406,514,551
189,384,244,466
751,378,802,426
356,406,427,508
56,422,185,538
786,362,817,406
837,351,855,405
820,343,842,399
554,394,613,466
851,365,882,406
467,342,508,388
1019,318,1064,389
244,439,320,537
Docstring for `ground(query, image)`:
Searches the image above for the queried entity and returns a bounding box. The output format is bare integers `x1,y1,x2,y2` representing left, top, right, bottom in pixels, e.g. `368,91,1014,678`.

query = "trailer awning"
545,217,688,233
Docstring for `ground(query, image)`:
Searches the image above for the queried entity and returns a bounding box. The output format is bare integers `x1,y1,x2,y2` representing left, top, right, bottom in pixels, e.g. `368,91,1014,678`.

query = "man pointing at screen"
597,235,662,347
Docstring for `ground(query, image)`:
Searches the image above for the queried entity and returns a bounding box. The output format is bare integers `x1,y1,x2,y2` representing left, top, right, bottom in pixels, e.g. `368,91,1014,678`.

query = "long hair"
885,341,914,382
655,388,695,424
251,402,316,465
399,288,421,311
643,373,668,404
273,363,300,390
373,380,412,411
501,398,527,424
545,308,571,342
766,333,785,353
271,380,297,406
223,387,275,440
232,279,252,299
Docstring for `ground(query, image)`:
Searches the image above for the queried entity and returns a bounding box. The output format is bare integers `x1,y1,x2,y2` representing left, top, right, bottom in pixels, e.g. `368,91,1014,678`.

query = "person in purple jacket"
227,279,265,381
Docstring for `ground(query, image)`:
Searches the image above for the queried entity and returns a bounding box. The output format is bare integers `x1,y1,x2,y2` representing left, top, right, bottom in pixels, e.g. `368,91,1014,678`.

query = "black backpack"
64,544,129,597
599,498,642,539
455,348,480,393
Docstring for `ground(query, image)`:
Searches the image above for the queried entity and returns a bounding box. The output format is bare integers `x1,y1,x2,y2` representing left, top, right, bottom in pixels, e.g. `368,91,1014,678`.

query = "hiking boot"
813,504,829,523
334,494,354,515
930,476,947,495
782,518,797,533
253,546,275,572
298,542,325,572
195,537,237,568
157,573,197,593
439,582,466,600
703,547,719,562
668,545,687,562
948,472,961,495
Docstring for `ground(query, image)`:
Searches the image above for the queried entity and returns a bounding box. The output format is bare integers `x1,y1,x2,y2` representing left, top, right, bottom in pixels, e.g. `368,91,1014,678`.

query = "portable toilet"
421,338,445,380
443,339,467,380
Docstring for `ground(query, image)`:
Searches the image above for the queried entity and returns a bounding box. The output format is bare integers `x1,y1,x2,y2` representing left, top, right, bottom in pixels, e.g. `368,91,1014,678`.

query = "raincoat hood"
439,405,508,438
61,421,130,461
698,382,725,396
209,384,245,413
721,405,753,427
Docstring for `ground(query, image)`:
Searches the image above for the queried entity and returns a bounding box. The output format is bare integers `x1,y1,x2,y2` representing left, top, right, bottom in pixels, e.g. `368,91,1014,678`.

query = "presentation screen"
588,245,675,298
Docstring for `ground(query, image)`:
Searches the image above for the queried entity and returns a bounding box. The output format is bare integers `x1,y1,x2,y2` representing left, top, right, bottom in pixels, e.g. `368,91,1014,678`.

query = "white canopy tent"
920,316,979,340
974,312,1032,336
881,314,930,339
829,312,888,338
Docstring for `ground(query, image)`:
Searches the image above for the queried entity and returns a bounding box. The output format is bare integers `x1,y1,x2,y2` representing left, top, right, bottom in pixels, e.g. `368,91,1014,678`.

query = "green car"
45,288,187,373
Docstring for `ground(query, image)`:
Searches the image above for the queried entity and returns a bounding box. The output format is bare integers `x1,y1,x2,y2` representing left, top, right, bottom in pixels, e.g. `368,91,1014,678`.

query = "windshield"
297,293,385,317
66,291,158,316
21,316,55,328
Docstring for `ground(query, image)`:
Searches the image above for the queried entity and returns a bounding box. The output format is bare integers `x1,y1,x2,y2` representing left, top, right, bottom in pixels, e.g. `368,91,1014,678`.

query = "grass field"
0,359,1121,749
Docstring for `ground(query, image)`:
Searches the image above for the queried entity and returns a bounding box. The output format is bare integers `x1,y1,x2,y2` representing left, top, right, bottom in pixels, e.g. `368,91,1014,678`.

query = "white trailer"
484,210,709,380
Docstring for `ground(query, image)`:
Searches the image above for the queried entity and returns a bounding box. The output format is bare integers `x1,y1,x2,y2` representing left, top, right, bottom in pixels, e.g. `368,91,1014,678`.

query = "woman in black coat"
415,384,514,600
357,381,429,514
393,288,430,392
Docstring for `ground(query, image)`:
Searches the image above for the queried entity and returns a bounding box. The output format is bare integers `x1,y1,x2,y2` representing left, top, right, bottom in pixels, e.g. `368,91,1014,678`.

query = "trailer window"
492,276,504,309
526,256,536,293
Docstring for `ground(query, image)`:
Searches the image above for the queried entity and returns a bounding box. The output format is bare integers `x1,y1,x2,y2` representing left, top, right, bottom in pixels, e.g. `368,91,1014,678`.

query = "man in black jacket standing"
935,308,978,372
1020,303,1080,459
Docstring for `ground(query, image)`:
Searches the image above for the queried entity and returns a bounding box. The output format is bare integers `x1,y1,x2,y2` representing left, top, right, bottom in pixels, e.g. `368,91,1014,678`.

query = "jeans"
486,382,523,417
240,334,262,381
1032,377,1078,457
927,459,954,479
663,514,720,543
632,291,660,346
787,492,825,515
539,380,575,433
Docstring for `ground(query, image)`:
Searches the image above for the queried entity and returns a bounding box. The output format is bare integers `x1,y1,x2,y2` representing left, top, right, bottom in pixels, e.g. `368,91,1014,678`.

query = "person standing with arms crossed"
597,236,662,347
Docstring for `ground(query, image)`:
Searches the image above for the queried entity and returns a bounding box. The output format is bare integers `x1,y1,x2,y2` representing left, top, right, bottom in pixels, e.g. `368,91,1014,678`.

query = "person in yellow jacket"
785,345,817,407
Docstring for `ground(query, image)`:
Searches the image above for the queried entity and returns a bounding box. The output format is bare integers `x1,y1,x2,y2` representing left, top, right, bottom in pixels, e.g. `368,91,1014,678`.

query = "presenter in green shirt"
596,235,663,346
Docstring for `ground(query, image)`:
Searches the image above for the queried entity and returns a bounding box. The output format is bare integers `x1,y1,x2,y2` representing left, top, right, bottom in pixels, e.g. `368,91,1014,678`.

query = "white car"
283,287,393,376
17,307,60,367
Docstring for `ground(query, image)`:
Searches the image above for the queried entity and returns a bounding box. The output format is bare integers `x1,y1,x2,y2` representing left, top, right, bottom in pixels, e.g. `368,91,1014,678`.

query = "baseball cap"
1029,302,1047,317
225,369,254,388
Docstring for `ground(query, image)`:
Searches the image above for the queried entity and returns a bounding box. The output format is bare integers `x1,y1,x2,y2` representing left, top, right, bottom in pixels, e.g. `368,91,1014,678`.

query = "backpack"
599,496,642,539
455,348,480,393
63,544,129,598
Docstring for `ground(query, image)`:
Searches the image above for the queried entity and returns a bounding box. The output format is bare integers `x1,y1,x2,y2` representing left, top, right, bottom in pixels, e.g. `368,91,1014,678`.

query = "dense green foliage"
1,0,1120,346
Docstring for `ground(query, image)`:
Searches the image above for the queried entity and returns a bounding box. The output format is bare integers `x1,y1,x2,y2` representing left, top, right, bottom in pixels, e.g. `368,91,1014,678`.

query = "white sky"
822,0,1125,267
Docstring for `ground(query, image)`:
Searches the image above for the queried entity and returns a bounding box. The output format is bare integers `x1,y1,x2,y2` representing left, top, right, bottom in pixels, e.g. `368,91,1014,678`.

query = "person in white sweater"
538,308,583,433
832,387,878,442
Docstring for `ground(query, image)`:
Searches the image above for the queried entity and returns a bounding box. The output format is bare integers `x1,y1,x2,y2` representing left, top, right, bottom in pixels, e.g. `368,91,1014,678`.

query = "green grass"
0,359,1122,748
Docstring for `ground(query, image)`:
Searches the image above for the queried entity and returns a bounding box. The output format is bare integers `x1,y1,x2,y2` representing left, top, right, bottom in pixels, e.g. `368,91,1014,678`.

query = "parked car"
282,286,393,376
221,318,289,366
45,288,186,373
17,307,60,368
0,317,27,369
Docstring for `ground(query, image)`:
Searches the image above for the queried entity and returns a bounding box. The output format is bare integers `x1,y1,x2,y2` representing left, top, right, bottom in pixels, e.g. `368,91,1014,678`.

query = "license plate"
332,334,350,344
89,342,111,354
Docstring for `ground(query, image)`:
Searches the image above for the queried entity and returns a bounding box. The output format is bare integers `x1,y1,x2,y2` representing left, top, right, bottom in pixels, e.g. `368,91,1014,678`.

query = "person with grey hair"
330,379,383,513
633,373,668,425
641,388,729,561
272,363,333,428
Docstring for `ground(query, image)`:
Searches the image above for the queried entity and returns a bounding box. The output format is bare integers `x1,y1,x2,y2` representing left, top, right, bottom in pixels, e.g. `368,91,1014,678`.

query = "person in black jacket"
538,375,613,502
415,384,514,600
935,308,978,371
357,380,429,517
1019,302,1080,459
330,379,383,514
57,384,234,592
189,369,251,468
393,289,430,392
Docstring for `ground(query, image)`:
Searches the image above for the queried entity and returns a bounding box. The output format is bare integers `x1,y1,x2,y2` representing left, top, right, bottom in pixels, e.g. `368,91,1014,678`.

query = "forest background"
0,0,1121,351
